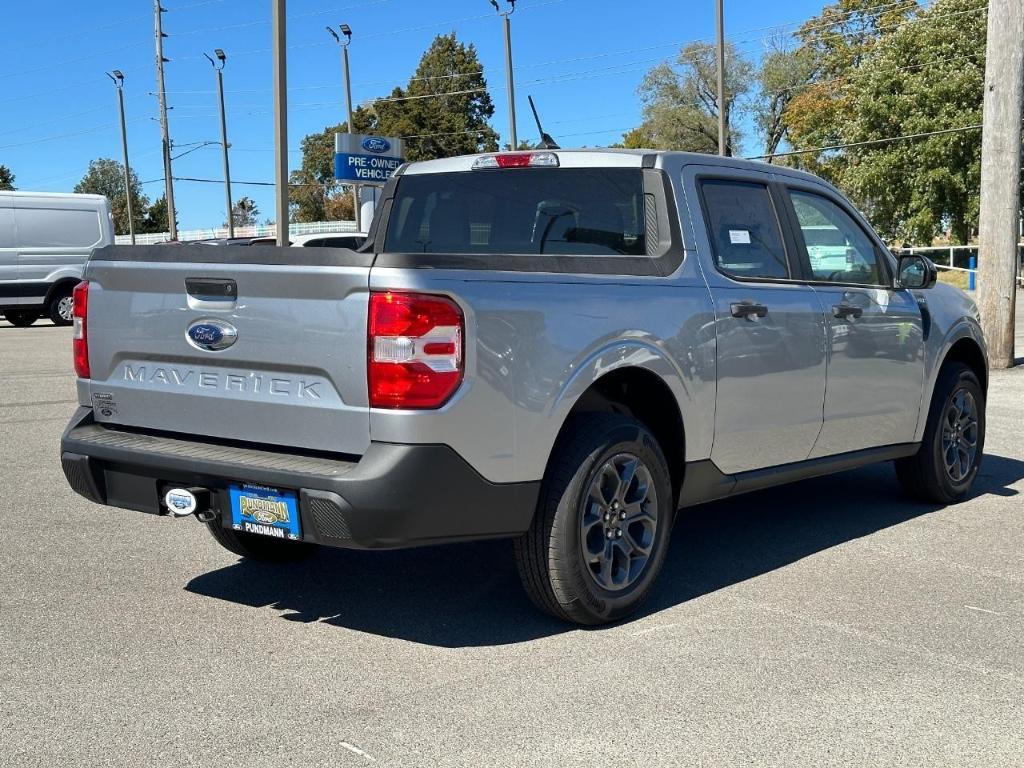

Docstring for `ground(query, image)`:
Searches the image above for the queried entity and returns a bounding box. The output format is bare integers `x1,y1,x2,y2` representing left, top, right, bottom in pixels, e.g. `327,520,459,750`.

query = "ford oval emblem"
187,319,237,351
362,137,391,154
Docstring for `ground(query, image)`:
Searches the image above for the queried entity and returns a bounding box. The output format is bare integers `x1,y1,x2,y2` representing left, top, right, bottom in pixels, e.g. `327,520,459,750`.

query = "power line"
174,0,568,61
0,40,149,81
735,0,923,42
0,105,109,138
0,117,148,151
745,123,984,159
172,0,391,36
760,51,983,102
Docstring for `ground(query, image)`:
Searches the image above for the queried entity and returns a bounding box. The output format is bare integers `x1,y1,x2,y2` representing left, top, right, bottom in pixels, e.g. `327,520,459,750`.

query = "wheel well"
943,338,988,392
44,278,79,307
568,368,685,504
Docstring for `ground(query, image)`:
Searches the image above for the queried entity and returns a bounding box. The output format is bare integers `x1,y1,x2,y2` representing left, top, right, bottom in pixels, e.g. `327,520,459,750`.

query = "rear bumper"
60,408,538,550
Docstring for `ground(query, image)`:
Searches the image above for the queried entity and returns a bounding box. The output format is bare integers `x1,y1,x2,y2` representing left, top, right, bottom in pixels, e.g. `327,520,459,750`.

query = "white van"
0,191,114,327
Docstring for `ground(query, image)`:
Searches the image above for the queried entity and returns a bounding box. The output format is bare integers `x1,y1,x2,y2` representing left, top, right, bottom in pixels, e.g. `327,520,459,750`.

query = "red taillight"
72,281,90,378
368,292,464,409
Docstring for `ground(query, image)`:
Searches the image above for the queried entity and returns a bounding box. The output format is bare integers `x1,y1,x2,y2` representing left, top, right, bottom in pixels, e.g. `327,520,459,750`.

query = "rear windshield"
384,168,646,256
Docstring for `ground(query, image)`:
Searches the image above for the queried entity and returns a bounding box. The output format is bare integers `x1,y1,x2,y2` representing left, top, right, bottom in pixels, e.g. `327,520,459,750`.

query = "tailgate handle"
186,278,237,303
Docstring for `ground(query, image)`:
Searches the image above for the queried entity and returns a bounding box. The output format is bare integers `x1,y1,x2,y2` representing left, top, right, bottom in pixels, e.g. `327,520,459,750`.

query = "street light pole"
328,24,360,232
205,49,234,238
716,0,726,156
272,0,288,246
490,0,518,149
107,70,134,244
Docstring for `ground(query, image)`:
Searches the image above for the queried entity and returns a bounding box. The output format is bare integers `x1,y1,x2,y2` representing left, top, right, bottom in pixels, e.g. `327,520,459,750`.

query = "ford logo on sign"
362,137,391,154
186,319,238,351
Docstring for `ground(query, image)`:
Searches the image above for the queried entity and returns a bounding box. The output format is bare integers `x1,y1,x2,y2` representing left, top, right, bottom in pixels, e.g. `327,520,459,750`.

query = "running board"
678,443,919,508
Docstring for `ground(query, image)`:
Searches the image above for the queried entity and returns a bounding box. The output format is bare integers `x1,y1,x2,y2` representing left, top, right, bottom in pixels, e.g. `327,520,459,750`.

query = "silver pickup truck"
61,150,987,625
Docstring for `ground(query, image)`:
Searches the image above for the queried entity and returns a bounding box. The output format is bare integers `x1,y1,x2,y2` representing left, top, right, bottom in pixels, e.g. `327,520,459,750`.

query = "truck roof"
399,148,825,186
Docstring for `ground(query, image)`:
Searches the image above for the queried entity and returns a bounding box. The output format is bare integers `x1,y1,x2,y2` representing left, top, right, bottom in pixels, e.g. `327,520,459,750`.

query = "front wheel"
895,362,985,503
514,414,674,625
4,310,39,327
204,520,318,561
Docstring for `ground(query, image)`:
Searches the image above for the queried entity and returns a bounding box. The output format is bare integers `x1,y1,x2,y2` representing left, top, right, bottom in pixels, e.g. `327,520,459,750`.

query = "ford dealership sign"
336,133,404,183
361,137,391,154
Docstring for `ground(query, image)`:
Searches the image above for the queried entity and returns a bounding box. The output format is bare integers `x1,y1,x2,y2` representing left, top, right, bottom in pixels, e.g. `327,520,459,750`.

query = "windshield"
384,168,646,256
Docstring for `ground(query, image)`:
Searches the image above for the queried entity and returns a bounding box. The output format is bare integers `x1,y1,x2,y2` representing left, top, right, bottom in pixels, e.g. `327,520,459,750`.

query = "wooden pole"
977,0,1024,368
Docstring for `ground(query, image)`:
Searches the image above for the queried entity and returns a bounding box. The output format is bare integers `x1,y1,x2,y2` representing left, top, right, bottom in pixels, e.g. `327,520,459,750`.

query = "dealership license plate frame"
228,483,301,541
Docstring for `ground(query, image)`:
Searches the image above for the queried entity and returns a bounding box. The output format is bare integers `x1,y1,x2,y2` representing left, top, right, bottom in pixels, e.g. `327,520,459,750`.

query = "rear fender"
548,339,706,460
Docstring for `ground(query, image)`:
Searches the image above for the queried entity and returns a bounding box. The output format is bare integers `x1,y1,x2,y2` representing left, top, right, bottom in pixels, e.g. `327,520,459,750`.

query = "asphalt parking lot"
2,315,1023,767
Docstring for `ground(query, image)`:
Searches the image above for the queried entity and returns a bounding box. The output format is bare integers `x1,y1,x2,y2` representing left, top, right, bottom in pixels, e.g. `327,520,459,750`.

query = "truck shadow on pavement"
185,453,1023,648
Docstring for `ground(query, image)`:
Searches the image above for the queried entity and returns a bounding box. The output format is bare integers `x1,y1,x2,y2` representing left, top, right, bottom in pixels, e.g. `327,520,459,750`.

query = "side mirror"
897,254,937,289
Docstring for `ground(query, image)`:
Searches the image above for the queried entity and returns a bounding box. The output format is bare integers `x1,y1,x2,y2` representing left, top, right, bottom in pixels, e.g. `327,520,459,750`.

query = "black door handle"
730,301,768,319
832,304,863,320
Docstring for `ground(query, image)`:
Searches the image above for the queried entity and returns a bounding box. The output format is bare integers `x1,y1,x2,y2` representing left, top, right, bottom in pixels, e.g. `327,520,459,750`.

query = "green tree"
290,108,373,223
836,0,987,244
754,40,817,161
292,34,498,221
229,197,260,228
372,33,499,161
0,164,15,191
74,158,150,236
621,42,754,155
777,0,988,244
780,0,919,177
141,195,175,234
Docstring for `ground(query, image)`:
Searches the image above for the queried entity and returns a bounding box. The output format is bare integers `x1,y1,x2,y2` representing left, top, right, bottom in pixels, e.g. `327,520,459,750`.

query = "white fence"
893,244,1024,287
115,219,359,245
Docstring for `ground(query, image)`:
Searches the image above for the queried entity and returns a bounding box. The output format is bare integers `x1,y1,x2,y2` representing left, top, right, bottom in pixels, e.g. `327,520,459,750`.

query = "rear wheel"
204,520,318,561
895,362,985,503
514,414,674,625
47,285,75,326
4,310,39,327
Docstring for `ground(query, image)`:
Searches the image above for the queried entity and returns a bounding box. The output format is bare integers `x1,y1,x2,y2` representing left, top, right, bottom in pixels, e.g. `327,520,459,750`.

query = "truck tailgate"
82,245,371,456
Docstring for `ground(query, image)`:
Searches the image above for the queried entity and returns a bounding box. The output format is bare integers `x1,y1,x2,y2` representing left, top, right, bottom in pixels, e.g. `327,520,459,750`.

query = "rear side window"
16,208,101,248
384,169,645,256
699,180,790,280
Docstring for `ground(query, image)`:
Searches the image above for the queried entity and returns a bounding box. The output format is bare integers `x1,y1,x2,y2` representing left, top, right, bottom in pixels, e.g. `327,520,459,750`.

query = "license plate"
229,483,301,540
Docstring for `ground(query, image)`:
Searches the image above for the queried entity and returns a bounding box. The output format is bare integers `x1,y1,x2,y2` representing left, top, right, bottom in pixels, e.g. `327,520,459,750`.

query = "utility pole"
977,0,1024,369
205,49,234,238
107,70,134,244
154,0,177,240
273,0,289,246
716,0,726,156
490,0,518,149
328,24,360,232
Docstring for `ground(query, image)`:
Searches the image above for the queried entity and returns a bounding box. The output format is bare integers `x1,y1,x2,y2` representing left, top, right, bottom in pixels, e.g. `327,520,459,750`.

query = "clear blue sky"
0,0,823,231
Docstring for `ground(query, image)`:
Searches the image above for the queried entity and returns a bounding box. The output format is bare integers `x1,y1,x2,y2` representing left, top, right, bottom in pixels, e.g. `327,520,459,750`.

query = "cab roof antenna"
528,95,559,149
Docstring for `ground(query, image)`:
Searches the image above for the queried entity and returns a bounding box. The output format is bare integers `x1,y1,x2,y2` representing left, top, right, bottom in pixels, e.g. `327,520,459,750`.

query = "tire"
514,413,674,625
895,362,985,504
4,310,39,327
47,286,75,326
204,520,318,561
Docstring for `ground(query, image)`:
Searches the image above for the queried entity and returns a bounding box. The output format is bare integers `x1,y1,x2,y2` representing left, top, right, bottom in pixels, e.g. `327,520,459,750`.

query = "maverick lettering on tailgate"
122,364,322,399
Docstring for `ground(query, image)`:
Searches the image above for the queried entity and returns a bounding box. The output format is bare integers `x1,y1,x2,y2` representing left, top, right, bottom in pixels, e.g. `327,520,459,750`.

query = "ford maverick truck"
60,150,987,625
